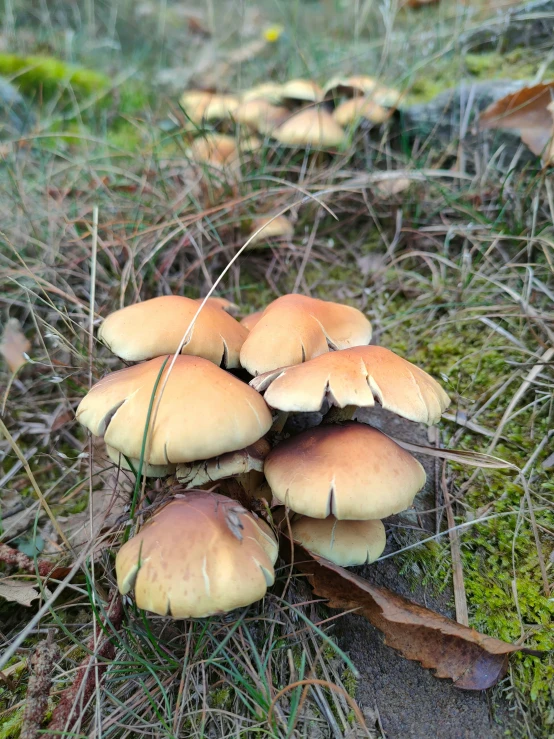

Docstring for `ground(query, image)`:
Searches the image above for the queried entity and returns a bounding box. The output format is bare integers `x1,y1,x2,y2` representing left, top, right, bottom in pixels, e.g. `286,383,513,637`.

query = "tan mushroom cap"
76,355,272,465
290,515,386,566
197,296,240,316
179,90,213,123
281,79,323,103
250,215,294,244
241,82,285,104
252,345,450,425
106,444,175,478
240,294,372,376
273,108,346,148
265,423,425,519
176,438,270,487
116,493,278,618
188,134,239,167
202,94,240,121
98,295,248,367
241,311,264,331
235,99,289,134
324,76,401,107
334,97,389,127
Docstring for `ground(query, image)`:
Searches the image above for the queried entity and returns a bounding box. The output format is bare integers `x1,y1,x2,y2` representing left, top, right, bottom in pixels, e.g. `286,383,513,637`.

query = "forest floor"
0,0,553,737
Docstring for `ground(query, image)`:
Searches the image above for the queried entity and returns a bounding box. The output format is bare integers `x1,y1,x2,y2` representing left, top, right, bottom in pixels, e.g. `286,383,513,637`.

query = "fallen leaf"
0,578,47,607
283,540,542,690
479,83,554,164
0,318,31,373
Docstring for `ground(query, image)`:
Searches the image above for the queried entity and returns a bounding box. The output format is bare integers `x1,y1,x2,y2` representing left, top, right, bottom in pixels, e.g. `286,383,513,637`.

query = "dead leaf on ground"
479,83,554,164
283,540,542,690
0,578,50,607
0,318,31,373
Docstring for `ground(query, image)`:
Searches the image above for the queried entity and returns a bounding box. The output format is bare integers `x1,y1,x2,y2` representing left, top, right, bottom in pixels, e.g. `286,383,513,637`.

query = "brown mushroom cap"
76,355,272,465
240,294,372,376
265,422,426,519
324,76,401,107
280,79,323,103
98,295,247,366
197,296,240,316
333,97,389,127
176,438,270,487
290,515,386,566
251,345,450,425
116,493,278,618
179,90,213,123
249,215,294,244
235,99,289,135
241,311,264,331
188,134,239,167
241,82,285,104
273,108,346,148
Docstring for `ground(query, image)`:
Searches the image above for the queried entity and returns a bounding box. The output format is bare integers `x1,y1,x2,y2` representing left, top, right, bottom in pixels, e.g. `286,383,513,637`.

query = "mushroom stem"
272,411,290,433
322,404,356,424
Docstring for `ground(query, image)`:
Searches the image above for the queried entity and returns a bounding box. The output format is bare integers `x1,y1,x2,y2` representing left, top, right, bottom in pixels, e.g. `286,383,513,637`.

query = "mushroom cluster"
77,291,449,617
179,75,401,165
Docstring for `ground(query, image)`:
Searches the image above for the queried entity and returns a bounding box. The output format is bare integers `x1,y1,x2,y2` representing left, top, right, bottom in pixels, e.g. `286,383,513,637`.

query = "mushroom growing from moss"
116,493,278,617
240,294,372,376
98,295,248,367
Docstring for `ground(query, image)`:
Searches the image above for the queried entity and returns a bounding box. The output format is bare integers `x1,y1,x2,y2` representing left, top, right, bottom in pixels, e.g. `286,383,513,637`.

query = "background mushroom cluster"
179,75,401,166
77,291,450,618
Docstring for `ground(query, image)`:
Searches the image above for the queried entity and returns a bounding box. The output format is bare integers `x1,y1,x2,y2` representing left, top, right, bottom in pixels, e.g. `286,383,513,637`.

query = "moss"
209,686,233,710
0,707,24,739
0,54,108,99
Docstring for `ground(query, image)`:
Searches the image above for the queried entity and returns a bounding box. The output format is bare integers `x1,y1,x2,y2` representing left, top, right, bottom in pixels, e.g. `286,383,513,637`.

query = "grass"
0,0,553,736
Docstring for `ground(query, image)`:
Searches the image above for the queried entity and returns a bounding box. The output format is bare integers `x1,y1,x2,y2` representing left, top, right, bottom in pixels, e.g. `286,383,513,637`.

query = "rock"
399,80,537,170
461,0,554,53
0,76,34,137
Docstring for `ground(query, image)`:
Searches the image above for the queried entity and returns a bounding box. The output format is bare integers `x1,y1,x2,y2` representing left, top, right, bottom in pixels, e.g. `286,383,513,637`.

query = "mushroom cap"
241,82,285,104
98,295,248,367
281,79,323,103
273,108,346,148
197,296,240,316
116,493,278,618
76,355,272,465
202,94,240,121
323,75,378,98
250,215,294,244
265,422,426,519
179,89,213,122
235,99,289,134
333,97,389,127
106,444,176,478
290,515,386,566
240,294,372,376
241,311,264,331
176,438,270,487
251,345,450,425
188,134,239,166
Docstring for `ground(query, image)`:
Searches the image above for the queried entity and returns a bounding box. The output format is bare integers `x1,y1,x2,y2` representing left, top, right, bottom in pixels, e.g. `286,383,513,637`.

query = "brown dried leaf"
0,318,30,373
285,541,542,690
0,578,49,607
479,83,554,164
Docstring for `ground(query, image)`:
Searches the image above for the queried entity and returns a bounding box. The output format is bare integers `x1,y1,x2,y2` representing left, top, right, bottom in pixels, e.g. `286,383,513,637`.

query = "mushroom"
234,99,289,135
265,423,425,519
249,215,294,245
289,515,386,567
196,296,240,316
187,133,239,168
251,345,450,425
239,294,372,376
76,355,272,467
333,97,389,127
179,90,239,123
241,311,263,331
176,438,270,487
105,445,176,478
273,108,346,148
241,82,285,104
323,76,401,108
98,295,248,367
116,493,278,617
280,79,323,104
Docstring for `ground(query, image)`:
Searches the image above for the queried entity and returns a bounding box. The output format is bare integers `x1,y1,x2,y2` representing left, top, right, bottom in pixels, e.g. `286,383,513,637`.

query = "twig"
441,461,469,626
0,543,61,578
47,590,123,735
20,631,60,739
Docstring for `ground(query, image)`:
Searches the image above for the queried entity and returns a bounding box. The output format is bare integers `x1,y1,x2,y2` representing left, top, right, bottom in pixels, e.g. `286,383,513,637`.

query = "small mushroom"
76,355,272,467
98,295,248,367
273,108,346,148
249,215,294,245
116,493,278,617
241,82,285,104
280,79,323,105
234,99,289,135
333,97,389,127
324,76,401,108
265,423,425,519
240,294,372,376
289,515,386,567
179,90,239,124
251,345,450,425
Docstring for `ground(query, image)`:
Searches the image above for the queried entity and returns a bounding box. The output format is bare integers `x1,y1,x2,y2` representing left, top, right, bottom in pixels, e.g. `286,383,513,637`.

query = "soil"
330,407,511,739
